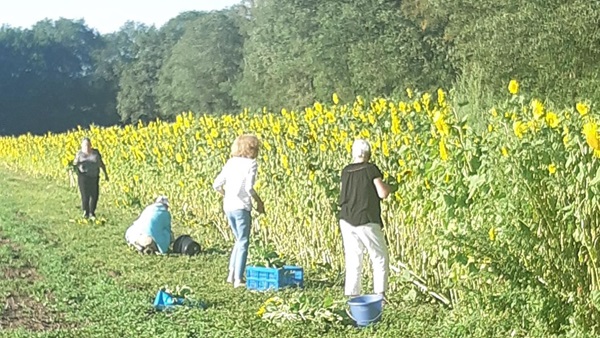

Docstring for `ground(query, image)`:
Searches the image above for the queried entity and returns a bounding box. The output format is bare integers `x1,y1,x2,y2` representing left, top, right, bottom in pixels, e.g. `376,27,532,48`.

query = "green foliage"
426,0,600,102
157,11,244,116
0,170,520,337
257,293,345,324
1,127,600,337
5,1,600,134
248,240,288,268
234,0,319,109
116,25,164,123
0,20,118,135
451,63,496,131
236,0,453,109
427,88,600,334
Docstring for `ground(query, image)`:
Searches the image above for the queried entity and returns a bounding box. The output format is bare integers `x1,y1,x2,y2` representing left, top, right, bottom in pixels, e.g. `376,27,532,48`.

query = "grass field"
3,86,600,336
0,168,597,338
0,169,445,338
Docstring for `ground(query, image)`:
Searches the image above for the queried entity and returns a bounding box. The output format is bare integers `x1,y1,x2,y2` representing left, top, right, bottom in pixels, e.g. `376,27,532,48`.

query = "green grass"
0,169,441,337
0,169,594,338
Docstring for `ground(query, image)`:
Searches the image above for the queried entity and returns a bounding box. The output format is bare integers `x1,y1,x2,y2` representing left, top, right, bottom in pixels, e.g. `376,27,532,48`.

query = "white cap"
352,139,371,160
155,195,169,207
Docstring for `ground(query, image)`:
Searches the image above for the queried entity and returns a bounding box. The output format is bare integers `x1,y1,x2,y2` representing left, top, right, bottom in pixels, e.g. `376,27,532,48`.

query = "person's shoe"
89,214,96,220
226,271,234,284
233,280,245,288
82,211,89,219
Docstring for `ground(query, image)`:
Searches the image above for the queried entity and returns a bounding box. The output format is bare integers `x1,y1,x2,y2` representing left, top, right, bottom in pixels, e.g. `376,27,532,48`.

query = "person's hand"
256,201,265,215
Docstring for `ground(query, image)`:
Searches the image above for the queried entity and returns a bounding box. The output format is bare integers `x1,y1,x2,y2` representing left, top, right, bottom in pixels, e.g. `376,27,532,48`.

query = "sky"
0,0,241,34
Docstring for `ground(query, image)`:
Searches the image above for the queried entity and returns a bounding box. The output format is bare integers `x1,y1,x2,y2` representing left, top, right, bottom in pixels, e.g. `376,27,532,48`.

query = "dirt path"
0,230,65,332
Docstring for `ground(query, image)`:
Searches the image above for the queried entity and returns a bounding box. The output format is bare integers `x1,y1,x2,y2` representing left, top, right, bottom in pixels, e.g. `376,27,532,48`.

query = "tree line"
2,0,600,135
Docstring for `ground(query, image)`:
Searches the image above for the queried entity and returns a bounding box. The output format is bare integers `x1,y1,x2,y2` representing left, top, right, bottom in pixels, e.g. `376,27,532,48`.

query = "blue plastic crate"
246,265,304,291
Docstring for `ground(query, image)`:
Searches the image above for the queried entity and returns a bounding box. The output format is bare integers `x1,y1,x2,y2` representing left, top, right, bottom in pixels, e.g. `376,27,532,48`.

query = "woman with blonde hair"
213,134,265,288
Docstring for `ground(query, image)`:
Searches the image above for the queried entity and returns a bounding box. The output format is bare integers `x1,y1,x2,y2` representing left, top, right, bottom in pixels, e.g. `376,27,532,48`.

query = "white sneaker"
233,280,245,288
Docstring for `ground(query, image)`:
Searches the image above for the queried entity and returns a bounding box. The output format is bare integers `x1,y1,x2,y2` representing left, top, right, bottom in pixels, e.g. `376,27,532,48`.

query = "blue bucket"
347,294,384,326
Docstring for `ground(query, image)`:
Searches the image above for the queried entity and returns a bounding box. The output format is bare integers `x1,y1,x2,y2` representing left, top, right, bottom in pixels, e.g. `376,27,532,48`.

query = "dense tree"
421,0,600,100
115,24,163,123
234,0,319,109
2,1,600,135
115,12,207,123
236,0,453,109
316,0,452,99
161,12,205,45
0,19,117,135
157,11,244,116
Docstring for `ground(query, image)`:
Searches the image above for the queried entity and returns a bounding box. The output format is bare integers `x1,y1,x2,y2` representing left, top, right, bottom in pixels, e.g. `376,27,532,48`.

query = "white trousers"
340,219,390,296
124,225,154,252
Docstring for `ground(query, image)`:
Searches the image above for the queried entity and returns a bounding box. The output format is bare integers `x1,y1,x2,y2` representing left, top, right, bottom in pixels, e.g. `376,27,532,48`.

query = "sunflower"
508,80,519,95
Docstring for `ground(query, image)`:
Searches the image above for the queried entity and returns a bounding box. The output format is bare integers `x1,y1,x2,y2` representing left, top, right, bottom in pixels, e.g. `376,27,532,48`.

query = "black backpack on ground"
173,235,201,256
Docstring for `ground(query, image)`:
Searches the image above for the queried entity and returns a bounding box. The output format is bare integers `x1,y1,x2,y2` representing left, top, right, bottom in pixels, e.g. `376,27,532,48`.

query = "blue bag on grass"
152,289,207,311
153,290,184,311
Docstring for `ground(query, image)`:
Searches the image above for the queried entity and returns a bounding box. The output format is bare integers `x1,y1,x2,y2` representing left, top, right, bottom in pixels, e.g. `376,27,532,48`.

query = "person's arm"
251,190,265,214
95,150,109,181
338,168,346,207
246,161,265,214
213,163,227,196
100,163,109,181
162,213,173,253
371,164,393,199
374,178,393,199
72,152,80,166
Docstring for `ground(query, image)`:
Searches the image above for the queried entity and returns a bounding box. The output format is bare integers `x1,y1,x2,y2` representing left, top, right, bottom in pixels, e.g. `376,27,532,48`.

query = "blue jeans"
226,209,252,281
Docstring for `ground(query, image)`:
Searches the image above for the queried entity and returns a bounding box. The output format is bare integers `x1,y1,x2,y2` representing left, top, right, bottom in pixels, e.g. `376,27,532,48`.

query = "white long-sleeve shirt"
213,157,258,212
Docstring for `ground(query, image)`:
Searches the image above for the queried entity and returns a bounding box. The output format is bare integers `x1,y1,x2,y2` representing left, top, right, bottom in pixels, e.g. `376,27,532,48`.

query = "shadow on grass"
303,274,344,289
144,299,216,317
160,249,228,258
119,244,228,258
201,247,228,256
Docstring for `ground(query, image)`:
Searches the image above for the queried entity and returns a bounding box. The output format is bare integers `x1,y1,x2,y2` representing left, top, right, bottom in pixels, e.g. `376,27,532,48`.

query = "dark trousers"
77,174,99,216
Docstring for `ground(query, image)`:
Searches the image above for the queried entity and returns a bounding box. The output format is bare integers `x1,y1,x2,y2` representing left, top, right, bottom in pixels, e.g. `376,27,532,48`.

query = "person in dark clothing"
338,139,393,297
73,137,109,218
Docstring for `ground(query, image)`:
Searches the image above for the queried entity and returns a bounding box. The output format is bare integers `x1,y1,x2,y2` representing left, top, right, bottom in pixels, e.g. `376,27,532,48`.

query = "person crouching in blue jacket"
125,196,173,254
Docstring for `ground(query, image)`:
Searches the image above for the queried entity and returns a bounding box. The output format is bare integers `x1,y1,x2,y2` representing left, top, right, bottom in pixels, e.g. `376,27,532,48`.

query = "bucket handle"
345,308,383,325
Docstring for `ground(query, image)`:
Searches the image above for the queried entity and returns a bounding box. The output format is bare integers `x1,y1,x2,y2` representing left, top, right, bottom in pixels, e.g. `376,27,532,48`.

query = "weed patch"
0,293,64,332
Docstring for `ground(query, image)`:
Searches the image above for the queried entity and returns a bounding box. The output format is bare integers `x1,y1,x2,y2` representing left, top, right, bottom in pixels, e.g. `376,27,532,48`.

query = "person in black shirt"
338,139,393,297
72,137,109,219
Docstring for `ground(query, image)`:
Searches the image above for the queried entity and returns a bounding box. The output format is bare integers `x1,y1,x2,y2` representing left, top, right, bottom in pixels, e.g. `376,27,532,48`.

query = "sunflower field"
0,82,599,325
